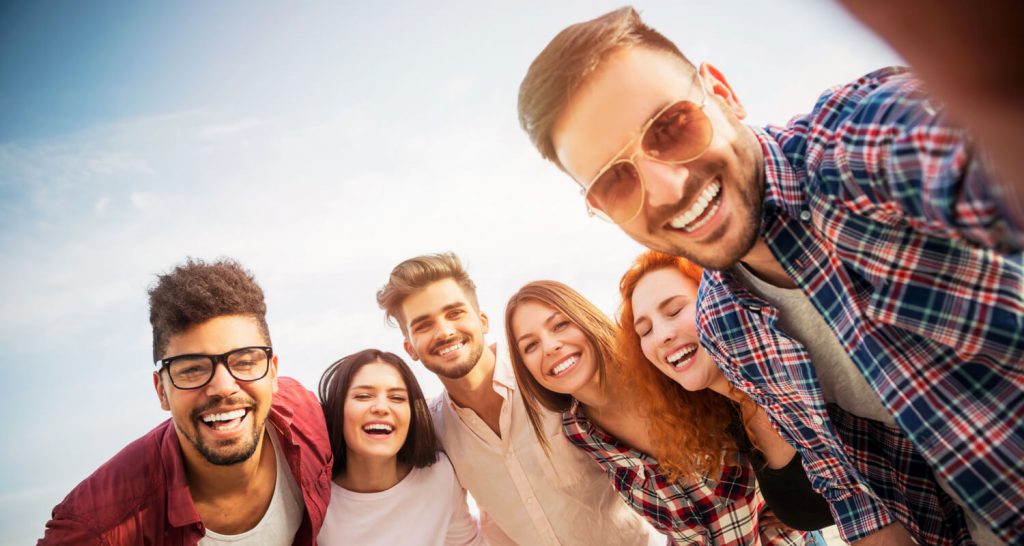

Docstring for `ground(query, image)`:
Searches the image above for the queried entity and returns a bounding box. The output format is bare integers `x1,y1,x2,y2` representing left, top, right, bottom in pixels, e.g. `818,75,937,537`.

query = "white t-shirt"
200,426,305,545
317,452,482,546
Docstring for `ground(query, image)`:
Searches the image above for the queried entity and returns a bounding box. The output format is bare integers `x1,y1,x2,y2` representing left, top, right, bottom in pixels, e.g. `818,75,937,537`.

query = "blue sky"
0,1,900,543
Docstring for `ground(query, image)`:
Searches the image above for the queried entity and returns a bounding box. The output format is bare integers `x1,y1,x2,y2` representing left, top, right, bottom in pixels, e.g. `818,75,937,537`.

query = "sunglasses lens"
588,161,643,223
641,100,712,162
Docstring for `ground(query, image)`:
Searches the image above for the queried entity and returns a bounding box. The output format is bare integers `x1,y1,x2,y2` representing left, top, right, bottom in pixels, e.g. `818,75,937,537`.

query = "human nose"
435,319,456,340
542,334,563,355
638,156,691,209
370,395,389,414
204,361,240,396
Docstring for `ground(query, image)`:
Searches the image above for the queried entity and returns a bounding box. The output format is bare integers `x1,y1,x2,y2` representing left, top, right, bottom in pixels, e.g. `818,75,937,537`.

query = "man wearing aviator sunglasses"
520,6,1022,546
40,258,333,545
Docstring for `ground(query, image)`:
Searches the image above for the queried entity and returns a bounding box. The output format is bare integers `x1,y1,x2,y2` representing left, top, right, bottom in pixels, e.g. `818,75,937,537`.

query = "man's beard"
646,164,764,271
183,395,264,466
424,337,484,380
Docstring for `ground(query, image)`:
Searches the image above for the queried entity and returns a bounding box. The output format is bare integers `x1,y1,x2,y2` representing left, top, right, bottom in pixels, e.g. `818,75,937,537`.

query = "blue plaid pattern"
697,67,1023,544
562,404,807,545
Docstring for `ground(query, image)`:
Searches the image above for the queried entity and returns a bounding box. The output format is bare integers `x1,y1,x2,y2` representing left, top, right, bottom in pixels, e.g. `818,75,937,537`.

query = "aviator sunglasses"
582,74,712,224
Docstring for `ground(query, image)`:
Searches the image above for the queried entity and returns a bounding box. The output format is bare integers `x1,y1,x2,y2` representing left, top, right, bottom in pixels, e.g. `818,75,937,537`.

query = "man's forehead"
552,47,697,183
401,279,475,323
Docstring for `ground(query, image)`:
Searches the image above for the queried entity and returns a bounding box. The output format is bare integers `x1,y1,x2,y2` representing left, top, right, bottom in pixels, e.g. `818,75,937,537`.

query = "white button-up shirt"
430,344,662,546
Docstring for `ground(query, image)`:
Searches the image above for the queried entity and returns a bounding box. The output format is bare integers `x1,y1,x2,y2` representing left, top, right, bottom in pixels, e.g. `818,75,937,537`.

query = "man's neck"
337,453,410,493
739,240,798,289
181,428,279,534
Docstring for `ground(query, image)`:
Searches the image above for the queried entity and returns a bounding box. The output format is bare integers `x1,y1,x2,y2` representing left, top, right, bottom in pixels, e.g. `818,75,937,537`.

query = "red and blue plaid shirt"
562,403,807,545
697,67,1023,544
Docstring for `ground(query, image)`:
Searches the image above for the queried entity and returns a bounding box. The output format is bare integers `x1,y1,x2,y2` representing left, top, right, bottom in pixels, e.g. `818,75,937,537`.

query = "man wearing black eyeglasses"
519,6,1022,546
39,258,332,545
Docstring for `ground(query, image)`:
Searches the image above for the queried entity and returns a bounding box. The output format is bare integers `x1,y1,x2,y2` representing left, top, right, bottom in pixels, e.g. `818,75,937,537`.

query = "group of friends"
38,5,1024,546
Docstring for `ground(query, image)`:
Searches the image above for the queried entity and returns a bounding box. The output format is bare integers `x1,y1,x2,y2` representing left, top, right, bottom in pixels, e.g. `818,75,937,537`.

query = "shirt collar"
751,125,807,222
160,422,203,529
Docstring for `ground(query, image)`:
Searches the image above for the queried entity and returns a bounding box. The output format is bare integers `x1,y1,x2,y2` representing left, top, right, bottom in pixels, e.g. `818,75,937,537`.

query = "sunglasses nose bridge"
635,156,691,208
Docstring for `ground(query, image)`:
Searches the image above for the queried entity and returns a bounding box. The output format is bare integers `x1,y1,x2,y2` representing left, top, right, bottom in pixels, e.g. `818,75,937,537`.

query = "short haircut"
148,257,270,362
504,280,617,450
518,6,695,170
318,349,439,477
376,252,480,335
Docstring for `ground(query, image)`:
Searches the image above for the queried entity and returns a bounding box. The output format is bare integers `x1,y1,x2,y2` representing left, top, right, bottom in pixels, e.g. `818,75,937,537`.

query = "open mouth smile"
668,180,721,233
665,344,698,371
433,338,467,357
362,422,396,439
549,353,580,377
200,407,251,432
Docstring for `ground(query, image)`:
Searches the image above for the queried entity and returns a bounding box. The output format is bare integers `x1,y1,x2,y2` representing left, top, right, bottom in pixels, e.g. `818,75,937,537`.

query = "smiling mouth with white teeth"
362,423,395,436
201,408,250,431
435,341,465,357
550,354,579,377
669,181,721,233
665,345,697,370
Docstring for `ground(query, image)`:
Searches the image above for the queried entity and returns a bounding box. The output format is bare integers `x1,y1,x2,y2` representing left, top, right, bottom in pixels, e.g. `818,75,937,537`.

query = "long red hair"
618,250,747,481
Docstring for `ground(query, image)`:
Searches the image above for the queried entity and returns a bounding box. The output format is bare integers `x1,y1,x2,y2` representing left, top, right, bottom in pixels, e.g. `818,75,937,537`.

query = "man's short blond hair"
518,6,695,171
376,252,480,334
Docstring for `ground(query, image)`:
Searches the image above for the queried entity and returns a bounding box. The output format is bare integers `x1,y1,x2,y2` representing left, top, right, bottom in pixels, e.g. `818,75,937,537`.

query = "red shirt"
38,377,333,545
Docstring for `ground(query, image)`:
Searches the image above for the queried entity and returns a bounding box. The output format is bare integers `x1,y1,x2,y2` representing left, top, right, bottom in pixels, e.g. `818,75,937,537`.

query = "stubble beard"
425,339,485,380
182,396,264,466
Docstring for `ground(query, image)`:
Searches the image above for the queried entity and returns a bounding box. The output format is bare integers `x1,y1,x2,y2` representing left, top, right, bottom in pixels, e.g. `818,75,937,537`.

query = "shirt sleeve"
38,516,105,546
797,450,893,544
812,68,1023,251
445,480,483,546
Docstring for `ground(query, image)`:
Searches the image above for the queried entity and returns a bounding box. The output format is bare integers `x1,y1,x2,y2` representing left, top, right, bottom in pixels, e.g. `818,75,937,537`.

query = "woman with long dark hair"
317,349,481,545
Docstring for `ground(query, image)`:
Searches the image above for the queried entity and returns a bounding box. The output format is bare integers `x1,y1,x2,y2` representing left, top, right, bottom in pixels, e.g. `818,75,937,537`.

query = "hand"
837,0,1024,227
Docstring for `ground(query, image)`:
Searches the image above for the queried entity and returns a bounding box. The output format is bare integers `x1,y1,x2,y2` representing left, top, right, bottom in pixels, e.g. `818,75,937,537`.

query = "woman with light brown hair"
505,280,818,545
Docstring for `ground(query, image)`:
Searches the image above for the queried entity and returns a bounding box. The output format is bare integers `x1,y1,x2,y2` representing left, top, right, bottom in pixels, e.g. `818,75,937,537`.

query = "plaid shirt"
697,67,1023,544
561,403,807,545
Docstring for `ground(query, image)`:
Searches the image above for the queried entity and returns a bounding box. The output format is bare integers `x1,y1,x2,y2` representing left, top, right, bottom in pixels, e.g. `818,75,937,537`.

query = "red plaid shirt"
39,378,333,545
562,402,807,545
698,68,1022,544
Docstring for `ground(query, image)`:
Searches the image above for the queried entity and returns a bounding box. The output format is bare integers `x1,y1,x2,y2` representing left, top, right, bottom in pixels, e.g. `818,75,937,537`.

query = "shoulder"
273,376,321,412
45,421,173,538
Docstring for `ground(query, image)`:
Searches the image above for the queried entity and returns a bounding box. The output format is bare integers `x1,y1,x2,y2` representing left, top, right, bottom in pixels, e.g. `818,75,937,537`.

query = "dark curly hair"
148,257,271,362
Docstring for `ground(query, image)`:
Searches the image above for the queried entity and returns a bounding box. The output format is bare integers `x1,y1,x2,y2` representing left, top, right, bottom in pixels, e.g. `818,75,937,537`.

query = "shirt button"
799,210,811,222
812,415,824,425
748,306,761,313
858,483,873,494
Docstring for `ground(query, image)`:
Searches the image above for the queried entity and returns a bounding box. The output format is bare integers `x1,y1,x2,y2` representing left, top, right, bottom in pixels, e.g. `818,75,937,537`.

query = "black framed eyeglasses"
155,346,273,390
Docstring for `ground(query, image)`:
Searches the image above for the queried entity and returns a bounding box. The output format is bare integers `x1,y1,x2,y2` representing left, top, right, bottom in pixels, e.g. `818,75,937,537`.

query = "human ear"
153,372,171,411
403,338,419,361
699,62,747,120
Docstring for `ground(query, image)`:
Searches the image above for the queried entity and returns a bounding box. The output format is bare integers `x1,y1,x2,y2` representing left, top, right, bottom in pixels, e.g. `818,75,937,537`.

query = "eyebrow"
516,310,560,343
408,302,466,330
351,385,408,392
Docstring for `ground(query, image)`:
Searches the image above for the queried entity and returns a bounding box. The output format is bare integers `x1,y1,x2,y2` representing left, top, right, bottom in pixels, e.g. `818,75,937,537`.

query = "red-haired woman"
506,280,819,545
618,250,833,538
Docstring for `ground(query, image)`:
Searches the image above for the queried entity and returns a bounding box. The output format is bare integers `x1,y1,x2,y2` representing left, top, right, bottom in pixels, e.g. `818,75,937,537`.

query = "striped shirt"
697,67,1023,544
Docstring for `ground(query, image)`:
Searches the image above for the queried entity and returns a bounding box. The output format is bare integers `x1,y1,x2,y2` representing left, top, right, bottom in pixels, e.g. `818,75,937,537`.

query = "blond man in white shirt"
377,252,661,546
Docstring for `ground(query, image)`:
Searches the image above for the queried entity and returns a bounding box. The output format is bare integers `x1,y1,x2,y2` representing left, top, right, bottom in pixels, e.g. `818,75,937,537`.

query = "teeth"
202,409,246,423
551,355,578,376
363,423,394,433
669,182,721,231
438,343,464,356
666,346,697,367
